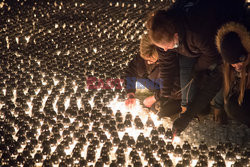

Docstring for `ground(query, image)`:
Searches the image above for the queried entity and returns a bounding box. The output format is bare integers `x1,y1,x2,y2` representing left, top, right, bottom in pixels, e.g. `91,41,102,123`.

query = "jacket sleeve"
124,54,145,94
192,34,221,71
158,48,180,97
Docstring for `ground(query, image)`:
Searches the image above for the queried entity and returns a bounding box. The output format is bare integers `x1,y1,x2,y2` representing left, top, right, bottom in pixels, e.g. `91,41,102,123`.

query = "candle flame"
25,36,30,43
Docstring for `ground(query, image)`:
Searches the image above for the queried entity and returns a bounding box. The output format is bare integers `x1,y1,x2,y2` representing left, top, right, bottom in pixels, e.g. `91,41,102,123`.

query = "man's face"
152,33,178,52
153,40,176,52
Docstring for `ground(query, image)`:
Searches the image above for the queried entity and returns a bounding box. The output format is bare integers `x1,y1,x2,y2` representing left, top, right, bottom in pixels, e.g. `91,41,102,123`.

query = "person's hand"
172,112,194,135
125,93,136,109
213,108,228,124
143,95,156,108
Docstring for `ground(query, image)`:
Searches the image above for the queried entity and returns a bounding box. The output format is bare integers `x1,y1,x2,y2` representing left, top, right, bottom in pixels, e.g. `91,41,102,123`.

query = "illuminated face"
231,54,250,72
231,62,244,72
152,33,179,52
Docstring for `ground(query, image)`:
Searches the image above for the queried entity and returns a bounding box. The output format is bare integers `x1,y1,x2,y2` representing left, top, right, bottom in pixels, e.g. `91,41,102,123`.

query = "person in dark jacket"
212,21,250,127
125,34,181,117
146,0,247,134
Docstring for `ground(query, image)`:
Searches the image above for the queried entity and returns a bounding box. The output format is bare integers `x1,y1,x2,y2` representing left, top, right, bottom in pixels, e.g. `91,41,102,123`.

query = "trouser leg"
179,55,197,107
172,67,223,134
187,67,223,116
212,88,224,109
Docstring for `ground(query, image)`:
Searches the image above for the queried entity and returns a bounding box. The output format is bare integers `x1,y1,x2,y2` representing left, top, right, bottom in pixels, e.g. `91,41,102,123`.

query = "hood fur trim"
216,22,250,54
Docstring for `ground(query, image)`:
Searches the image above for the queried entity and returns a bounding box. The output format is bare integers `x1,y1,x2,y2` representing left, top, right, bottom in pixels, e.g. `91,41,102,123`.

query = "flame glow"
172,136,181,145
25,36,30,43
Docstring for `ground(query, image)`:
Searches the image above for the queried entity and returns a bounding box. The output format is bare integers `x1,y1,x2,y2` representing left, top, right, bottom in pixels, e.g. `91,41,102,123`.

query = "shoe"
172,111,194,135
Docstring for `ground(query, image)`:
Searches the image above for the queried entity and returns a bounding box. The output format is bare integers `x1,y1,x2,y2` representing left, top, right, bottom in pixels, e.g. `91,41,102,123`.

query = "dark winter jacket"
158,0,247,97
125,54,160,93
216,20,250,90
125,52,180,100
157,48,181,98
213,14,250,127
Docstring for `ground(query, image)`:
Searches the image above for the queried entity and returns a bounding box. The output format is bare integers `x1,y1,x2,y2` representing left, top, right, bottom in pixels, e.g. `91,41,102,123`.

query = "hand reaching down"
143,95,156,108
125,93,136,109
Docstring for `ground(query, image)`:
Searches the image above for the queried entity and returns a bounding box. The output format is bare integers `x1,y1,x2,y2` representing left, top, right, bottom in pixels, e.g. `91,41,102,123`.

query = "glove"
172,111,194,135
158,97,181,118
147,97,170,116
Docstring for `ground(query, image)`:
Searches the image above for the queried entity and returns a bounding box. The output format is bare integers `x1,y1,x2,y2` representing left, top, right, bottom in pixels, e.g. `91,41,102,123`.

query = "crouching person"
213,22,250,127
125,34,181,118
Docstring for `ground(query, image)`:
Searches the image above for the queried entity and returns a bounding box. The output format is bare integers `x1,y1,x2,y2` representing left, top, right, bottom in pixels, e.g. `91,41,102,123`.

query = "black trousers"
225,89,250,127
187,66,223,116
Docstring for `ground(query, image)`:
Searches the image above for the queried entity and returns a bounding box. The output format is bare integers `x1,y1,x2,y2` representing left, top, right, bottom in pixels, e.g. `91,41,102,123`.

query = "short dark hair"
147,9,180,43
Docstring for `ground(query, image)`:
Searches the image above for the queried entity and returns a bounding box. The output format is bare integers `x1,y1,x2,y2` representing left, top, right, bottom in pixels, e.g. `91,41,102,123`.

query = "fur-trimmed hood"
216,22,250,54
